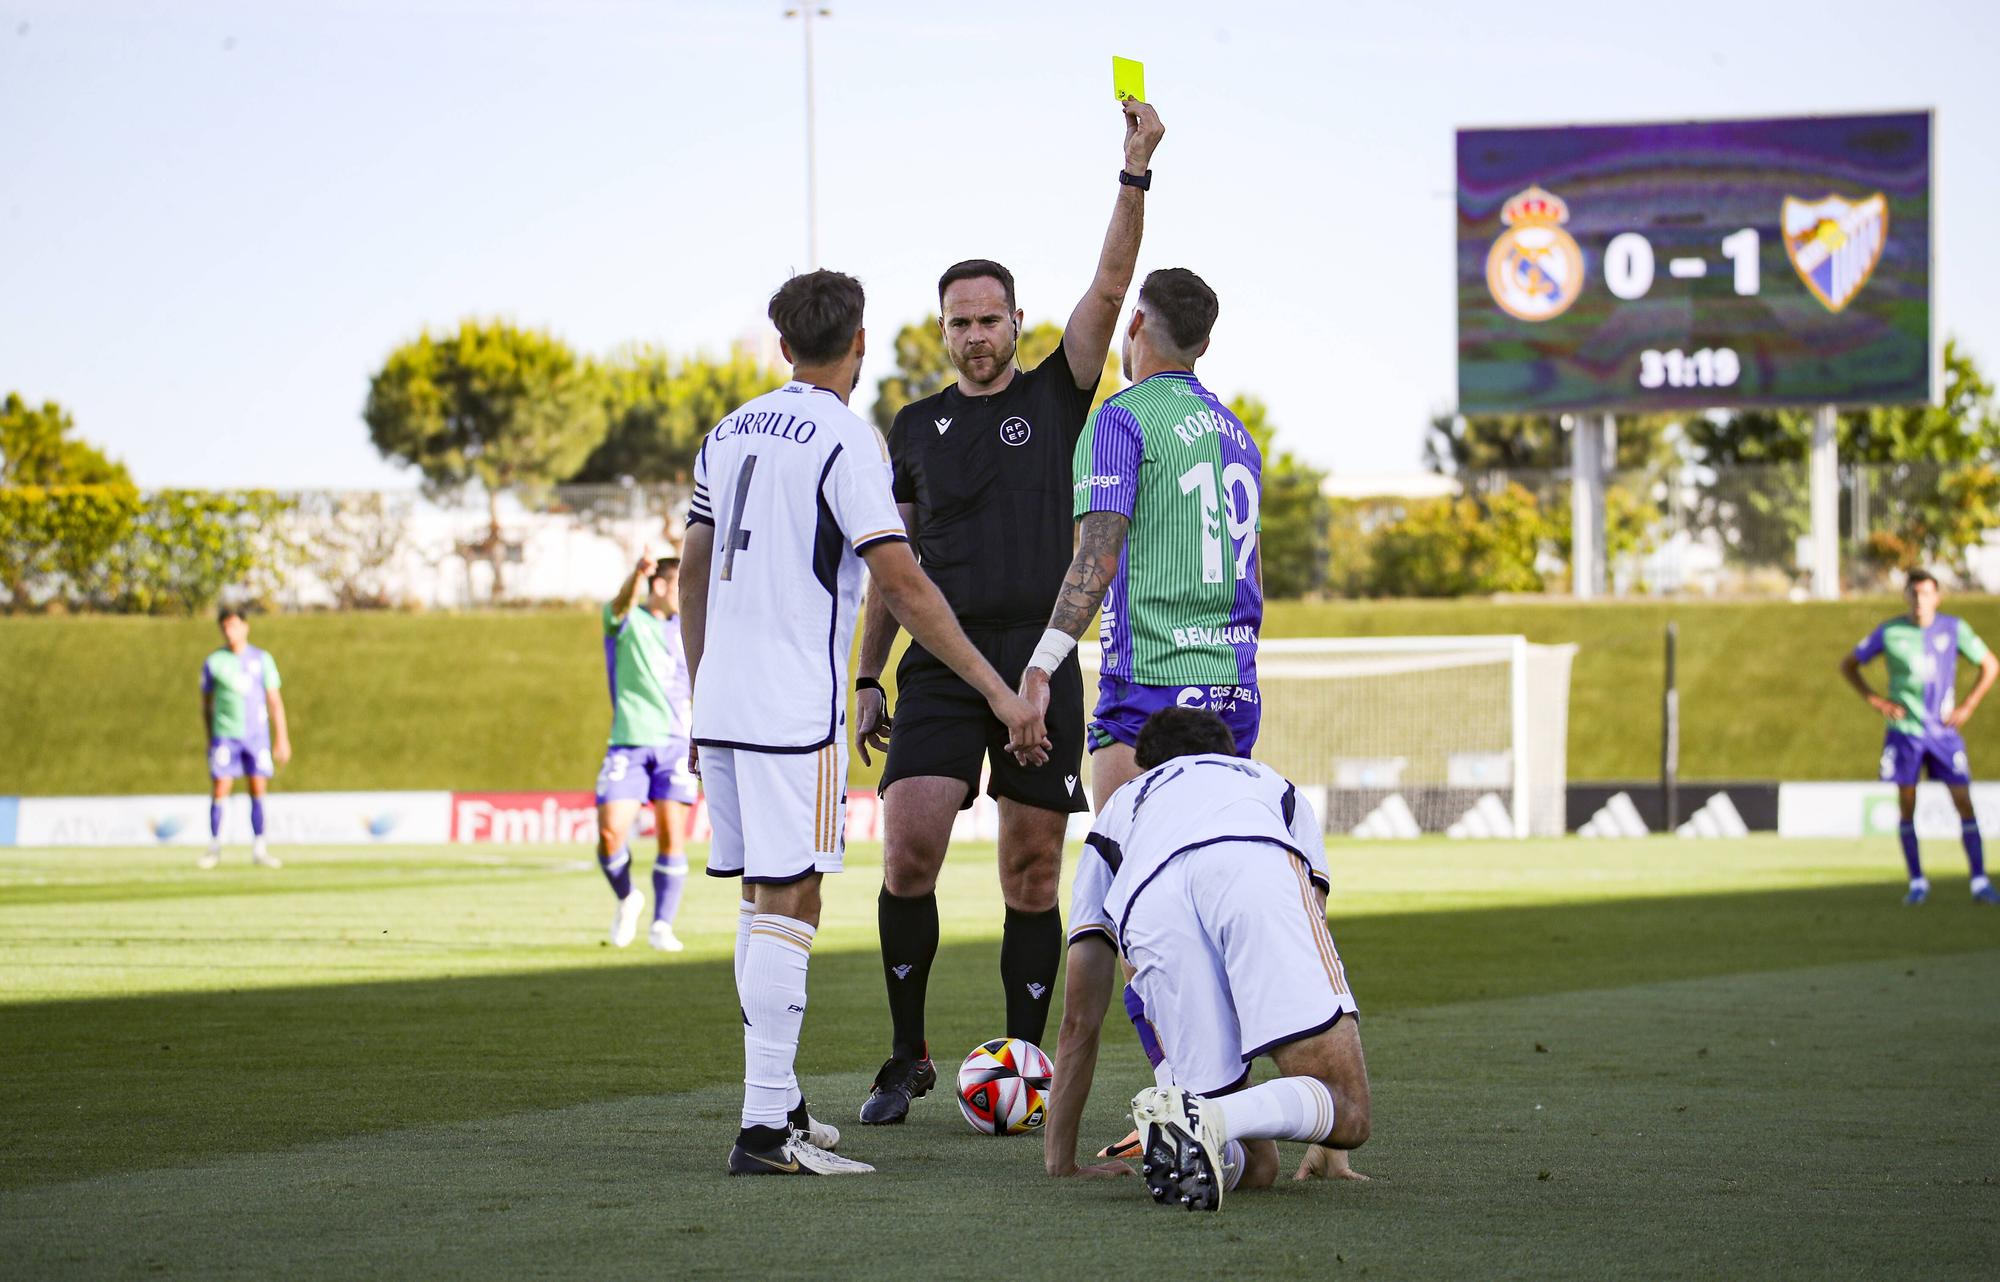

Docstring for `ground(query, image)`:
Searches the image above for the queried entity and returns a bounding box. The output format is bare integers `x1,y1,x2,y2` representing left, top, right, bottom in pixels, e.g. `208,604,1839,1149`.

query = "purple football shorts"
1879,729,1970,787
208,737,273,780
596,739,699,805
1087,676,1261,756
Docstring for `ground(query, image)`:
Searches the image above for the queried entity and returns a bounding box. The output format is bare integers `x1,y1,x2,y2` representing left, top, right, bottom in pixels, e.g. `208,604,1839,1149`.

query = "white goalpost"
1079,636,1576,838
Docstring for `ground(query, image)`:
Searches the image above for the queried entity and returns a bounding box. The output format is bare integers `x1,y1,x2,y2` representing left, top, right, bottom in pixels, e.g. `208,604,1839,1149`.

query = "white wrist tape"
1027,628,1077,675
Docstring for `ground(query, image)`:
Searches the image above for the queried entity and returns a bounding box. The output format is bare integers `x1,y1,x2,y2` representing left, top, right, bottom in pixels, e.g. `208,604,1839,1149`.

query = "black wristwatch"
1119,167,1152,190
855,677,885,695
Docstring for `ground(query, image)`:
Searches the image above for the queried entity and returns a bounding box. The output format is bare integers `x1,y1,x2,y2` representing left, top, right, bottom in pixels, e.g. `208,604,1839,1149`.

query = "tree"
569,346,784,485
1424,409,1678,476
870,316,1120,431
0,393,131,486
363,321,608,598
1362,484,1552,597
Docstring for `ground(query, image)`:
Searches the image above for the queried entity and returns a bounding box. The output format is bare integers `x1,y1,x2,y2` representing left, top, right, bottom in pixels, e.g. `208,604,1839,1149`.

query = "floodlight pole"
784,5,829,268
1809,403,1840,599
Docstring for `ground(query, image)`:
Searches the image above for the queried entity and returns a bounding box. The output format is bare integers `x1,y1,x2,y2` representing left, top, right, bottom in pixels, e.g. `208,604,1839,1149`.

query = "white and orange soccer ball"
955,1037,1053,1136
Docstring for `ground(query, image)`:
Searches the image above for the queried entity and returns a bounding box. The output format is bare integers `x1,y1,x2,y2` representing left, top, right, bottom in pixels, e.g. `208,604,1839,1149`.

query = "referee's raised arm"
1061,100,1165,390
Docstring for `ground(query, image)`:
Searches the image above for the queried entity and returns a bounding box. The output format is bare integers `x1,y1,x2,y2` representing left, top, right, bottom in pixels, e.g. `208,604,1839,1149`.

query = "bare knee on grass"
882,776,966,897
997,799,1065,911
1270,1017,1372,1149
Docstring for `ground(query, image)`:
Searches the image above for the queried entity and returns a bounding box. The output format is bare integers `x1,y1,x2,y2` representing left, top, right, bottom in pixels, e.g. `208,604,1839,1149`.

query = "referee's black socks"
1001,905,1063,1047
878,887,939,1063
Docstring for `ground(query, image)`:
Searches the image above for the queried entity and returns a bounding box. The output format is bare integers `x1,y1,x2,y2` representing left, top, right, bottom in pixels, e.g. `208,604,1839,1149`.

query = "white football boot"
197,845,222,871
727,1134,874,1176
1132,1084,1228,1211
798,1113,842,1151
648,920,685,952
611,892,644,947
250,841,282,869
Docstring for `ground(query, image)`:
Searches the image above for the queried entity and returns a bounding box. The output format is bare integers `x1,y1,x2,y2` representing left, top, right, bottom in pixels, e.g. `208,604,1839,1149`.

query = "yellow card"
1112,56,1145,102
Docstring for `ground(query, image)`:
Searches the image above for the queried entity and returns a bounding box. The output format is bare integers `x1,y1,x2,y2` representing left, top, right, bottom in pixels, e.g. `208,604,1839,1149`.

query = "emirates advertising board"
1457,111,1932,413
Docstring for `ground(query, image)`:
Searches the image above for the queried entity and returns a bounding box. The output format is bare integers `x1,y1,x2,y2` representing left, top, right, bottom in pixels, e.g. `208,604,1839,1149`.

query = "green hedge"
3,598,1995,796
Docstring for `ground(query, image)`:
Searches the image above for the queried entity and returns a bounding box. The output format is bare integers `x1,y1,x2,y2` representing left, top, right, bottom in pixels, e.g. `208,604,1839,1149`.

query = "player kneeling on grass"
1043,707,1370,1210
593,549,698,951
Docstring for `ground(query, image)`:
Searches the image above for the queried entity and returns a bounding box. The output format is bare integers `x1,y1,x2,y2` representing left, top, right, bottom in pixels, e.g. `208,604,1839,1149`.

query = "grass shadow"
3,879,1996,1190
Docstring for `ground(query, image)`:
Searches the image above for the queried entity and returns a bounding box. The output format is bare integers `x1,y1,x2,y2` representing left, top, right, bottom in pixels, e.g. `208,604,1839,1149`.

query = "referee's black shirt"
888,342,1101,630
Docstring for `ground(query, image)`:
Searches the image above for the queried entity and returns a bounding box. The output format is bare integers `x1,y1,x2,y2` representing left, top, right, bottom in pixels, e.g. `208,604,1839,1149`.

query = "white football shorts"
1122,840,1357,1096
700,742,847,884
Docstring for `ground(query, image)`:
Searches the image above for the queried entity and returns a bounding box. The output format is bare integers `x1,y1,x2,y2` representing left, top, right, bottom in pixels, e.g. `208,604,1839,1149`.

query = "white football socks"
1218,1076,1336,1146
740,913,815,1129
734,900,756,989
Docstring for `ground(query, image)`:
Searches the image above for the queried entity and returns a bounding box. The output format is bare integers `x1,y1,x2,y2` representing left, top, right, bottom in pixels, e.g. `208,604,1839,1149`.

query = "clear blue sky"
4,0,1995,487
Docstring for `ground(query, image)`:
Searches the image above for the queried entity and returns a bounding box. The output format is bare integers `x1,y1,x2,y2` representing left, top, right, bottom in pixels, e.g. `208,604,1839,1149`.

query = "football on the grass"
956,1037,1053,1135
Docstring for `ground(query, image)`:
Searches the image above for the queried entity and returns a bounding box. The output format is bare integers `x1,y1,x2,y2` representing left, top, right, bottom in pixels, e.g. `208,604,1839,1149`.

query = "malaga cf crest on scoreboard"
1783,193,1887,314
1457,111,1932,413
1485,187,1584,322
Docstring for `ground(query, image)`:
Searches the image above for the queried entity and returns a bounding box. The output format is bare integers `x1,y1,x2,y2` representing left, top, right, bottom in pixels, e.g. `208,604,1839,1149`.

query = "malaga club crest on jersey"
1486,186,1585,322
1783,193,1887,313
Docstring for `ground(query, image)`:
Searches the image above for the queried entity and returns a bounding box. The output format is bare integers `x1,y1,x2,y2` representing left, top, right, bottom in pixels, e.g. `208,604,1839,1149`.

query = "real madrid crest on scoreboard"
1457,112,1932,413
1486,187,1584,322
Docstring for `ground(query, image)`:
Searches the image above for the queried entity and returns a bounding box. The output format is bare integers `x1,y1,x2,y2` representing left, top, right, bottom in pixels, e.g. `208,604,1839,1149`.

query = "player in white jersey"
682,269,1049,1178
1042,707,1371,1210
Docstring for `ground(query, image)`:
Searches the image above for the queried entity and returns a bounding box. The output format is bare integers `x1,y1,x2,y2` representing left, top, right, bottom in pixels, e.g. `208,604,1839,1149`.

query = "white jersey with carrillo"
1069,754,1327,949
687,380,907,752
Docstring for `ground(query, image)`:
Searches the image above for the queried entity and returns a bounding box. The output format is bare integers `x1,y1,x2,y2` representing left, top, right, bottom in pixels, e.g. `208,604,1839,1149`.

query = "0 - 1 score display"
1456,112,1931,414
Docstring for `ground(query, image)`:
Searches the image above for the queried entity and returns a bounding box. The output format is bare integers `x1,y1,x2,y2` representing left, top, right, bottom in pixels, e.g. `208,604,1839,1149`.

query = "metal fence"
1460,461,2000,596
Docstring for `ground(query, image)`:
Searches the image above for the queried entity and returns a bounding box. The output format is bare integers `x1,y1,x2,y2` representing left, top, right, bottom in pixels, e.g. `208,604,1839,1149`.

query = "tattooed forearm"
1048,512,1130,638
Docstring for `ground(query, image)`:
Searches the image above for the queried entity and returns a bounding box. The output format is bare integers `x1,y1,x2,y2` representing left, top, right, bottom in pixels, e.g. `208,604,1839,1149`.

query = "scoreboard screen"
1456,112,1932,413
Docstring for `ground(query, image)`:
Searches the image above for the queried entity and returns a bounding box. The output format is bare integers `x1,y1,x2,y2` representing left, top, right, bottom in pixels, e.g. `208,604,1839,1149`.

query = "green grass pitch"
3,836,1997,1279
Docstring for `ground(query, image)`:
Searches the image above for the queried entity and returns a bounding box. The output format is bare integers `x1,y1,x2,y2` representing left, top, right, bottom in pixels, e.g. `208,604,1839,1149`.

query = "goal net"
1080,636,1576,838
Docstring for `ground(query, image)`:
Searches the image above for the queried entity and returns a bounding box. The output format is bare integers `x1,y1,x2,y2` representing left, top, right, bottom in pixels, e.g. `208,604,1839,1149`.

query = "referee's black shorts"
881,625,1088,814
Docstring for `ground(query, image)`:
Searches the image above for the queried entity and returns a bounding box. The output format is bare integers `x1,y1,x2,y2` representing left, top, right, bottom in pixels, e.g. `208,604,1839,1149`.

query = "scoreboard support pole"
1570,414,1611,598
1809,404,1841,599
1661,621,1680,832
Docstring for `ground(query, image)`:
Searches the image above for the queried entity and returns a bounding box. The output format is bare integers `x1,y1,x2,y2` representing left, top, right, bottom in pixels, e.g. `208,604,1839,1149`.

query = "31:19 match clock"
1456,111,1933,414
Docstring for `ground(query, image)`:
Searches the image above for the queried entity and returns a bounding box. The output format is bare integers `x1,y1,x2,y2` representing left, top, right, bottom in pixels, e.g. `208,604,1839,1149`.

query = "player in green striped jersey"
1021,267,1263,813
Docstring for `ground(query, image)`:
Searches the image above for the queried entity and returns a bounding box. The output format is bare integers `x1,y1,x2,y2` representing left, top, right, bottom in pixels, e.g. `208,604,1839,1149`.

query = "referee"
852,98,1166,1124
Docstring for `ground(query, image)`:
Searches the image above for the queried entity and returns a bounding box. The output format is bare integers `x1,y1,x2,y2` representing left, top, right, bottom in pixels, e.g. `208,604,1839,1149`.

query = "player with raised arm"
851,98,1165,1126
592,548,698,951
1022,267,1261,808
1840,569,2000,905
198,607,291,870
1020,267,1262,1159
681,270,1048,1177
1042,708,1371,1211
